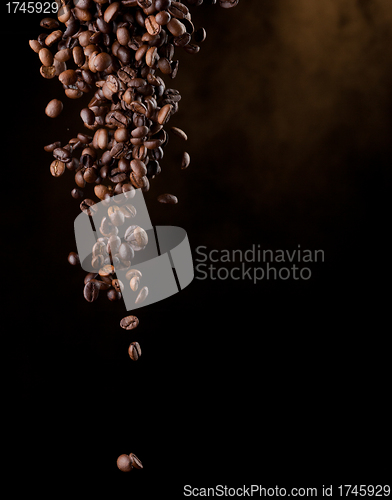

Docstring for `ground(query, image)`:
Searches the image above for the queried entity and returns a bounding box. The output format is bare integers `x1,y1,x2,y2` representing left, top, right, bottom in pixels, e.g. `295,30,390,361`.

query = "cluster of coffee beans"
32,0,240,474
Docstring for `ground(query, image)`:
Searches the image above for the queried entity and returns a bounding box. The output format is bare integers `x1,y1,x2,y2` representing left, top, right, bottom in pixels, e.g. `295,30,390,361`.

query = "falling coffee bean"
83,280,99,302
128,342,142,361
116,454,133,472
120,315,139,331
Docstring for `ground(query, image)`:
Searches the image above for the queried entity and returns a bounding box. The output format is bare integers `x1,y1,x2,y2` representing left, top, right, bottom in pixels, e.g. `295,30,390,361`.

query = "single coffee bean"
116,454,133,472
80,198,97,216
112,279,124,293
39,48,54,67
120,315,139,330
129,453,143,469
126,269,142,280
50,160,66,177
128,341,142,361
83,280,99,302
166,18,186,37
68,251,80,265
157,193,178,204
99,264,115,277
107,289,122,301
157,104,173,124
80,107,95,125
129,275,140,291
45,29,62,46
181,151,191,169
58,69,78,86
170,126,187,141
130,159,147,177
135,286,148,305
109,207,125,227
125,225,148,249
219,0,239,7
40,17,59,30
71,188,84,199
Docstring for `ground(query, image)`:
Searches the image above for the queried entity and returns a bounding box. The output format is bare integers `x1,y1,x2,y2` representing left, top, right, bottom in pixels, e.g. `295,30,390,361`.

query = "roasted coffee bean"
50,160,66,177
71,188,84,199
107,289,122,301
170,126,187,141
181,151,191,169
120,315,139,330
112,279,124,293
58,69,78,86
129,275,140,291
68,251,80,266
109,207,125,227
126,269,142,280
128,341,142,361
194,27,207,43
83,280,99,302
80,198,97,215
116,454,133,472
129,453,143,469
157,104,173,124
80,107,95,125
157,193,178,204
219,0,239,7
99,264,115,277
119,241,135,262
167,18,186,36
135,286,148,304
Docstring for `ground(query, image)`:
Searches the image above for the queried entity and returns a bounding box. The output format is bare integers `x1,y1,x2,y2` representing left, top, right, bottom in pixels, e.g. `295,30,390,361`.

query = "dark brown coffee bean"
117,454,133,472
83,280,99,302
168,2,189,19
80,198,97,216
112,279,124,293
50,160,66,177
145,15,161,36
129,453,143,469
170,126,187,141
45,30,62,47
40,17,59,30
128,341,142,361
39,48,54,67
167,18,186,37
107,289,122,301
157,193,178,204
181,151,191,169
157,104,173,124
80,108,95,125
155,10,171,25
120,315,139,330
68,252,80,266
194,27,207,44
71,188,84,199
219,0,239,7
58,69,78,86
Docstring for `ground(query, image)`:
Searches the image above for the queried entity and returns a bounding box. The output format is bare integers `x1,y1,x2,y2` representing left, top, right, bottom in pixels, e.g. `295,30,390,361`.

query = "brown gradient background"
3,0,391,493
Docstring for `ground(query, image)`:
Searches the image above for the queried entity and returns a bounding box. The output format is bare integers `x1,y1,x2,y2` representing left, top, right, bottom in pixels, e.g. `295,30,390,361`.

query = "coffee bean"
128,341,142,361
50,160,66,177
124,225,148,249
83,280,99,302
170,126,187,141
126,269,142,280
181,151,191,169
157,104,173,124
120,315,139,330
129,275,140,291
99,264,115,277
116,454,133,472
68,252,80,265
157,193,178,204
167,18,186,37
129,453,143,469
145,15,161,36
107,289,122,301
135,286,148,304
219,0,239,7
80,198,97,216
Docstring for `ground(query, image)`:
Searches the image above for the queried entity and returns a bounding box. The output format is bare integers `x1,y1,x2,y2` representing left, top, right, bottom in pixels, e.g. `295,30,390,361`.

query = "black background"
3,0,390,495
